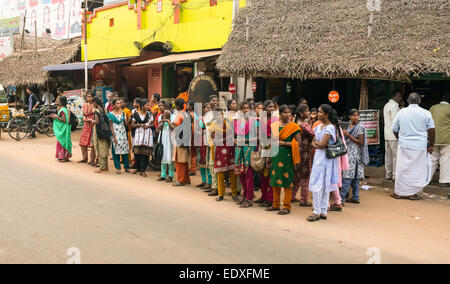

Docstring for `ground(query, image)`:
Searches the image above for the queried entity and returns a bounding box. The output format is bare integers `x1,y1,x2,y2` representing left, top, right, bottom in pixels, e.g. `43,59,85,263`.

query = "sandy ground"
0,132,449,264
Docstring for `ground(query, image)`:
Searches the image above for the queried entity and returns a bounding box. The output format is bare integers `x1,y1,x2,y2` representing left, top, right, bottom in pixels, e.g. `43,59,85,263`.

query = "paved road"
0,153,410,264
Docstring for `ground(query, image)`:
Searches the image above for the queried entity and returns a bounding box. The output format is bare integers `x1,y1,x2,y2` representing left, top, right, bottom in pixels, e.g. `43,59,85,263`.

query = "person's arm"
32,96,40,110
312,134,332,149
110,120,118,145
426,111,436,154
344,130,364,146
392,114,400,140
53,111,67,123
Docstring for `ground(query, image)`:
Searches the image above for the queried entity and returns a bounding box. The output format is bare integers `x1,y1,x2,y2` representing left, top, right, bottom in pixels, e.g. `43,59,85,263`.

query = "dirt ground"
0,131,449,264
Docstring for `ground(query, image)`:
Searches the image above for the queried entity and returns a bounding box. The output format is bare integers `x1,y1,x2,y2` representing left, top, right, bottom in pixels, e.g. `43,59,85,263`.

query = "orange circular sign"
328,90,340,103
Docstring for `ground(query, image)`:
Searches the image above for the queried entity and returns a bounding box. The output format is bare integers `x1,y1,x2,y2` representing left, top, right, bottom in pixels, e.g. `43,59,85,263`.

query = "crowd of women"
53,92,369,222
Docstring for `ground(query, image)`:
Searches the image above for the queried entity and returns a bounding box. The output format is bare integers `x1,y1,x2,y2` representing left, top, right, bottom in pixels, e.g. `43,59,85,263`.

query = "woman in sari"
307,104,340,222
108,98,130,174
78,92,96,165
292,104,315,207
265,105,302,215
52,96,72,163
254,100,278,207
235,102,259,208
131,99,153,177
92,97,110,173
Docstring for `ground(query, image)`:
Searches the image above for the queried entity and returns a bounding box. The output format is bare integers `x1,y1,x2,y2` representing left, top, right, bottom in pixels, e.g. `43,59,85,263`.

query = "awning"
133,50,221,66
42,57,136,71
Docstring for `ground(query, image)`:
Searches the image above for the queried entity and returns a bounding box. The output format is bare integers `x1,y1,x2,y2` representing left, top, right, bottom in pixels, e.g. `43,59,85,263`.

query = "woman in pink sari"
78,92,96,165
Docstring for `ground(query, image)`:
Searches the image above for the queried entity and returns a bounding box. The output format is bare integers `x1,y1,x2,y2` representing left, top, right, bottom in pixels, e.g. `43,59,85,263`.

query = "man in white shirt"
42,91,54,107
383,91,403,180
391,93,435,200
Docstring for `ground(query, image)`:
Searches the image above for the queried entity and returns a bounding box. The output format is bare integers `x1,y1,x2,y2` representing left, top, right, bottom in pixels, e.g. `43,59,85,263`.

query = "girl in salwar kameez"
92,97,111,173
307,104,340,222
53,96,72,162
292,104,315,207
78,92,96,165
196,103,213,189
234,102,259,208
157,101,176,183
253,100,278,208
213,112,238,202
341,109,368,204
265,105,302,215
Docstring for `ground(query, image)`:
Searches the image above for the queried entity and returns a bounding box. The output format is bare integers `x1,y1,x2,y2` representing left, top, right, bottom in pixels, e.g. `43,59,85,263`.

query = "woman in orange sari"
266,105,302,215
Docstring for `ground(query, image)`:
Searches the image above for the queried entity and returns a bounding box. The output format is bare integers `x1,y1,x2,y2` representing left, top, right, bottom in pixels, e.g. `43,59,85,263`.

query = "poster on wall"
0,37,13,61
0,0,82,40
64,89,84,128
359,109,380,145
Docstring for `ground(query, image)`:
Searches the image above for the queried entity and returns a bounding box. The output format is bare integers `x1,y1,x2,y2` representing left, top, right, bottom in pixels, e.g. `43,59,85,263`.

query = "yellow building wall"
83,0,246,61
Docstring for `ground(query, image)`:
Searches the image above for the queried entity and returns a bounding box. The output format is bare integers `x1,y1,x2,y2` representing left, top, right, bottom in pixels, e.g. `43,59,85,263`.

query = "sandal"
196,182,206,188
307,214,321,222
239,200,253,208
157,177,166,181
329,204,342,212
265,206,280,212
277,209,290,215
141,173,148,178
232,196,240,202
408,194,423,201
299,202,312,207
291,198,300,203
236,198,246,205
78,160,87,164
320,215,327,220
216,196,224,202
391,193,407,200
173,182,186,187
254,198,265,204
166,177,173,183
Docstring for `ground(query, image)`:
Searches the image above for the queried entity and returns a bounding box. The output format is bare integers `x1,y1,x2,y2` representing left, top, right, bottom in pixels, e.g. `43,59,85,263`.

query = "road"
0,134,449,264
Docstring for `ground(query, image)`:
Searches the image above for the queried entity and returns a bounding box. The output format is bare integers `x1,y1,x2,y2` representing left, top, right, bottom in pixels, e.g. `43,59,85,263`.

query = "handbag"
326,128,347,159
153,130,164,163
250,147,266,172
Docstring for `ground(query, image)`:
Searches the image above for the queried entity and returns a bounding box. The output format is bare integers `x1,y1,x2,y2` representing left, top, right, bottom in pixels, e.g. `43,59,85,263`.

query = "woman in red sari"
78,92,96,165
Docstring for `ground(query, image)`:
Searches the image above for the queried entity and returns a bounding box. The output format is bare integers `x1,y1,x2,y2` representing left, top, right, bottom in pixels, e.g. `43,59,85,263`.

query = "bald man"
391,93,435,200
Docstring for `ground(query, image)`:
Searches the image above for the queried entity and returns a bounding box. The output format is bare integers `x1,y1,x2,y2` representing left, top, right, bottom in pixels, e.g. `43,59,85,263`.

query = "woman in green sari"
52,96,72,162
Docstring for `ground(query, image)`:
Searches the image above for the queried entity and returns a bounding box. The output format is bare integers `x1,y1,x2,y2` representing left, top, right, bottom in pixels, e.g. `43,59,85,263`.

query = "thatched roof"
0,35,80,86
218,0,450,81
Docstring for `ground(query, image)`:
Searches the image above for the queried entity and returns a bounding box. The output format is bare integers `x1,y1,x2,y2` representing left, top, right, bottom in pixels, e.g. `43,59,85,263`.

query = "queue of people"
51,90,448,222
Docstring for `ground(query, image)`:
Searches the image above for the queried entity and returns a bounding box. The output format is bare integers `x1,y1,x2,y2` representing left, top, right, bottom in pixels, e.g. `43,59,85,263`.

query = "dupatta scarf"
278,122,301,166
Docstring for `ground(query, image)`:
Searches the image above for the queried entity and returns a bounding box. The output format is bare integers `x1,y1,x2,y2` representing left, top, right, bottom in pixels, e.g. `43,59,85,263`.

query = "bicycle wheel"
7,117,31,141
36,117,54,136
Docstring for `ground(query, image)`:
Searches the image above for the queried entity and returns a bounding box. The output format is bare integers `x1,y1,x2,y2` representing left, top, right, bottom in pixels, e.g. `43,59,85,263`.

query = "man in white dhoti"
391,93,435,200
430,93,450,187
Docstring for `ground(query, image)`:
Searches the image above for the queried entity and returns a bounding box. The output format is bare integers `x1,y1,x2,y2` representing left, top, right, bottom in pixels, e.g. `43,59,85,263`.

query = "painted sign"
0,36,13,61
64,89,84,128
0,0,82,39
328,90,340,103
359,109,380,145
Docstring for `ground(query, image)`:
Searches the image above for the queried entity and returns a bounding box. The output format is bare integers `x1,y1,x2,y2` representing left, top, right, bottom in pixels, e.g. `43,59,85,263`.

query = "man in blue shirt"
26,86,40,138
391,93,435,200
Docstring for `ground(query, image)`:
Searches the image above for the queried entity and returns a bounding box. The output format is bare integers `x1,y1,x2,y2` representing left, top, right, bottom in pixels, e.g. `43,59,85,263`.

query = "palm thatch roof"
218,0,450,81
0,35,80,86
